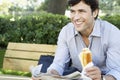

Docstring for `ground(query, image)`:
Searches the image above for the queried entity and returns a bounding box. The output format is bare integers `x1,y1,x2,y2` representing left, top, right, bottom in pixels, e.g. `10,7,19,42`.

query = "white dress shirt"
47,19,120,79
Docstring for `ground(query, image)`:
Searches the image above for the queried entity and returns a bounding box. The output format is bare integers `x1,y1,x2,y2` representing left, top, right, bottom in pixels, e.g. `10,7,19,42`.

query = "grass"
0,69,31,77
0,49,31,77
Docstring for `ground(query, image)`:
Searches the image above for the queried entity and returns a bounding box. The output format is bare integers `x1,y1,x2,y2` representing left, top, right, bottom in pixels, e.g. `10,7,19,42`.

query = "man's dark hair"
68,0,99,19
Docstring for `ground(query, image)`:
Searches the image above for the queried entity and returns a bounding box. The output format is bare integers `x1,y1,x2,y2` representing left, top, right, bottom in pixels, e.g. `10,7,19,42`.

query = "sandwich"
79,48,92,68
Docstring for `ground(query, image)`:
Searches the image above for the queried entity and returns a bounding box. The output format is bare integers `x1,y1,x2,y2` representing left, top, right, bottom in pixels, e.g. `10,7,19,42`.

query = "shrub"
0,12,70,47
100,15,120,29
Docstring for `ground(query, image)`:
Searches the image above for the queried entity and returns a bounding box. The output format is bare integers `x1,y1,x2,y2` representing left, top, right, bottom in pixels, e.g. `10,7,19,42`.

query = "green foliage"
0,16,13,47
0,12,70,47
0,69,31,77
99,0,120,14
100,15,120,29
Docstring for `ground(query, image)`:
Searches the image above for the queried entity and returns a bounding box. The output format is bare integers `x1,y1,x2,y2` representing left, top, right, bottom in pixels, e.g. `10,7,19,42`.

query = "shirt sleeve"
47,26,70,75
105,26,120,80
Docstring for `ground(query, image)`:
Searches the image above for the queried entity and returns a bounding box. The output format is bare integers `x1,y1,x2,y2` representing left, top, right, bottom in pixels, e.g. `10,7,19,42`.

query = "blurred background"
0,0,120,47
0,0,120,17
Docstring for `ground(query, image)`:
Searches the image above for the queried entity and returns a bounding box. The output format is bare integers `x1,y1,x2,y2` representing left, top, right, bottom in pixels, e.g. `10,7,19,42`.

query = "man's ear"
93,9,99,18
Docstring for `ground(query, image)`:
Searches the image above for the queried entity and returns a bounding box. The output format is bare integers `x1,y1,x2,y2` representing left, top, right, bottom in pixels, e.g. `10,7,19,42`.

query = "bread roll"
79,48,92,67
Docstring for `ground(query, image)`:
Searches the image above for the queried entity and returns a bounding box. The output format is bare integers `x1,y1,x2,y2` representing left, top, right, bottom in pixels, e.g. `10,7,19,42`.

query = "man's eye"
70,10,75,13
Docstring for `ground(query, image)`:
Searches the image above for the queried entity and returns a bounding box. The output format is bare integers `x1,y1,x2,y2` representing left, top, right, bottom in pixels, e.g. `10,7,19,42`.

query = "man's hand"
85,66,102,80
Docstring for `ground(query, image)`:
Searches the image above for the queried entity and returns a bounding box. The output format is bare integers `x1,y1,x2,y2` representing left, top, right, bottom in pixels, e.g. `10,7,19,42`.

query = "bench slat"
7,42,57,53
3,58,38,72
5,50,54,60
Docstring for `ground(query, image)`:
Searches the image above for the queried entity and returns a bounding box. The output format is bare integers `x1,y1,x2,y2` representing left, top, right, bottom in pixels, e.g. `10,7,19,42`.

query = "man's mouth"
74,20,83,26
75,21,83,25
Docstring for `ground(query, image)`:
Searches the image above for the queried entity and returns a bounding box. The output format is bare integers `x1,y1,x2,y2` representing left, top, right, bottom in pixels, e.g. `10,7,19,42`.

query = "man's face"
70,1,98,34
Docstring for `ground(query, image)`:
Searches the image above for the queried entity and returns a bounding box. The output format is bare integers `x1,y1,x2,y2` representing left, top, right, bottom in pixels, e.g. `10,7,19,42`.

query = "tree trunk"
47,0,67,15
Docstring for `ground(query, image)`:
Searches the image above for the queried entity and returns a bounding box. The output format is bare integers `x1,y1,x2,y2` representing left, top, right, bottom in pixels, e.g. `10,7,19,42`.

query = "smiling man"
47,0,120,80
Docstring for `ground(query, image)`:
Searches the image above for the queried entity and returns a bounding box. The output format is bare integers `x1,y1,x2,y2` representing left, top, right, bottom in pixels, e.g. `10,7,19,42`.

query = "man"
47,0,120,80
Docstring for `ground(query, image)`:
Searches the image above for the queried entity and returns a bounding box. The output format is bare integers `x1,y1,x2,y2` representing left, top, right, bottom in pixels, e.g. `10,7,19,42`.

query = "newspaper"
30,64,92,80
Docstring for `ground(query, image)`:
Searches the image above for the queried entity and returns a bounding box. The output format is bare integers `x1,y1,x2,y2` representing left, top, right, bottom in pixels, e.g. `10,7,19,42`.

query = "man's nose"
74,12,81,20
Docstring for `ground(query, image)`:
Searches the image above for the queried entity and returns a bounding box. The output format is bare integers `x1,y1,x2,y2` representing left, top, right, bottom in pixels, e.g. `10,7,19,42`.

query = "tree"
0,0,120,16
99,0,120,15
0,0,12,15
39,0,67,15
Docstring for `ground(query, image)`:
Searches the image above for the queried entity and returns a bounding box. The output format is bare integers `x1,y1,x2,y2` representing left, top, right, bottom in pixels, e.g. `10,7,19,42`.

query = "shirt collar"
90,19,101,37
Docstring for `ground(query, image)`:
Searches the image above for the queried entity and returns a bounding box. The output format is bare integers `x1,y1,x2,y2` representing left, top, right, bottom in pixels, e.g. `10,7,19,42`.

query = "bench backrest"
3,42,57,72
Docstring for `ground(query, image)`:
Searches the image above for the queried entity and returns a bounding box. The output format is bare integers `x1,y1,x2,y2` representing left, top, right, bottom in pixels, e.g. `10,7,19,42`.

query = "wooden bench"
3,42,57,72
